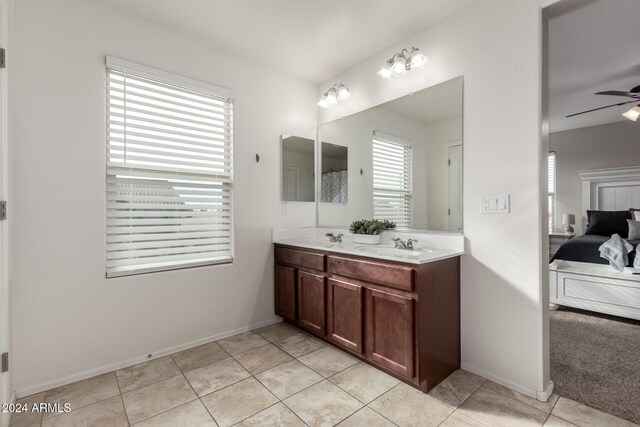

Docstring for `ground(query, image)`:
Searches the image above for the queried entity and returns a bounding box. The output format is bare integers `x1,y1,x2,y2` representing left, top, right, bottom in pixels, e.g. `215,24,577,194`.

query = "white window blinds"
106,57,234,277
372,132,413,228
548,152,556,232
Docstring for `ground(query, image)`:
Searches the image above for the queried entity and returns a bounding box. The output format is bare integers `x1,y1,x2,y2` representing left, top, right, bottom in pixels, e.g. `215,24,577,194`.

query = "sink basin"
354,245,430,257
292,239,341,248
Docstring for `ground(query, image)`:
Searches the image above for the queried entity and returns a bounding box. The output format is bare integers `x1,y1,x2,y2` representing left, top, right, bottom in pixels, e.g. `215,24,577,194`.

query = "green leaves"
349,219,396,235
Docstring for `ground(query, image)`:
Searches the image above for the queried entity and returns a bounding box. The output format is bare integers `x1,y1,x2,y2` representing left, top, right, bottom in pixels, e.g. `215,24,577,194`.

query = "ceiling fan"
567,85,640,121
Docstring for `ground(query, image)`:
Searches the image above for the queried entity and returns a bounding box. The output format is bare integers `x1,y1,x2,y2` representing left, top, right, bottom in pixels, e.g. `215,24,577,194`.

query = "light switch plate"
481,194,510,214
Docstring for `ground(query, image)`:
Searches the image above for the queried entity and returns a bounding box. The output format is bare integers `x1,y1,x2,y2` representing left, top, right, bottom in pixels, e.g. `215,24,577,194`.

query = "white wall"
318,106,429,228
319,0,550,398
10,0,317,395
550,121,640,233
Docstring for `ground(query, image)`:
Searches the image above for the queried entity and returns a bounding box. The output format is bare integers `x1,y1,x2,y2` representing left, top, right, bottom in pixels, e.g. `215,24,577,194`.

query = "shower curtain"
321,170,348,203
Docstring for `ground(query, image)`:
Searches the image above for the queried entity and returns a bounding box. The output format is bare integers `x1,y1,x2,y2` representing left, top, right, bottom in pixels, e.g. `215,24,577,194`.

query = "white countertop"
273,228,465,265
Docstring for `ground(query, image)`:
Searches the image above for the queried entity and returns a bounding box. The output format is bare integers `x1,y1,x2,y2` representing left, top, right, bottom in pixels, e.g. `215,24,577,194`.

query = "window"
106,57,233,277
548,152,556,232
372,132,413,228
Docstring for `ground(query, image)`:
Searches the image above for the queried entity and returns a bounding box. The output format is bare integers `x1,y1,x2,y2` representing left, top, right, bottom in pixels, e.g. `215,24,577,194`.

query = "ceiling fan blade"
566,99,639,118
595,90,640,98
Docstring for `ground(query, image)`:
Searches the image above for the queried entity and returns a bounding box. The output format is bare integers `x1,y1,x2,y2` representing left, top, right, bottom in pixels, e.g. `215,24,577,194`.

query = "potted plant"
349,219,396,244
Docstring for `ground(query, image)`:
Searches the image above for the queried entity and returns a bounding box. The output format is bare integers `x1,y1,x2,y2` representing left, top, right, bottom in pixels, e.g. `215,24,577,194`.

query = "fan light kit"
377,47,428,79
317,83,351,109
567,84,640,122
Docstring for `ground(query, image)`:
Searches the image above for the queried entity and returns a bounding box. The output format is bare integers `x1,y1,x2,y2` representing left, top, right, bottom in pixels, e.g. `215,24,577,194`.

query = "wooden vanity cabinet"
297,271,326,335
365,288,414,378
274,243,460,393
327,278,363,354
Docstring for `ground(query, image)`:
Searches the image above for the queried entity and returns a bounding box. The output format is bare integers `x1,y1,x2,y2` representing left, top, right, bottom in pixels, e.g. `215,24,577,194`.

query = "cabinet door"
297,271,326,336
327,278,363,354
366,288,414,379
275,265,296,321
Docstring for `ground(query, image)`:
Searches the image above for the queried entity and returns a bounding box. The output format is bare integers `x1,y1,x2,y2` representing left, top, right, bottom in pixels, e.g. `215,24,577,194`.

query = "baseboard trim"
16,317,282,398
537,380,555,402
461,362,551,402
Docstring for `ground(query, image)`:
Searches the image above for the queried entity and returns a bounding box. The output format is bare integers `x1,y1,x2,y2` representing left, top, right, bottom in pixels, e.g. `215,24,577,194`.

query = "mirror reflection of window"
372,132,413,229
321,142,348,203
281,135,315,202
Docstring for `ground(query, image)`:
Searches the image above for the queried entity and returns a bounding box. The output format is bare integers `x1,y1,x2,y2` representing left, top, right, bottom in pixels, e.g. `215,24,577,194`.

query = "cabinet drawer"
275,246,325,271
328,256,414,292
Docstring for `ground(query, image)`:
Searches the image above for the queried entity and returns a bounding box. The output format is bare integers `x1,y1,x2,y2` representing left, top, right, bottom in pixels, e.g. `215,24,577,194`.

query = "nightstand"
549,232,575,259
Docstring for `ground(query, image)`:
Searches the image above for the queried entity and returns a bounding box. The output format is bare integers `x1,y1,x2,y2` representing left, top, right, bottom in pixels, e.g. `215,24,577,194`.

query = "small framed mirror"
321,142,348,203
281,135,315,202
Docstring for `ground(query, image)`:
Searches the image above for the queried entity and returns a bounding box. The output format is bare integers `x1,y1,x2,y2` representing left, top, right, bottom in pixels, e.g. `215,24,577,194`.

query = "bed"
549,166,640,321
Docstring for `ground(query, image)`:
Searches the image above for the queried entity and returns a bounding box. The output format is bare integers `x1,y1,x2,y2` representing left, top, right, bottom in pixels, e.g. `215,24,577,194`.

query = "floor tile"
544,415,578,426
132,400,217,426
171,342,230,373
217,332,268,356
457,387,547,427
10,392,45,427
44,373,120,417
42,395,127,427
337,407,396,427
201,377,278,427
255,360,323,400
440,411,486,426
428,370,485,408
483,381,559,413
121,374,197,424
254,322,300,343
273,332,325,358
329,363,400,404
234,343,293,374
369,383,454,427
116,356,181,393
298,346,358,378
551,397,637,427
284,380,363,427
184,357,250,397
235,402,305,427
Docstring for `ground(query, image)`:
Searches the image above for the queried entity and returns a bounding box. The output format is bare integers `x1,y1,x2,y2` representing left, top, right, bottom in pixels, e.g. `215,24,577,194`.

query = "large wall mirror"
318,76,463,232
282,135,315,202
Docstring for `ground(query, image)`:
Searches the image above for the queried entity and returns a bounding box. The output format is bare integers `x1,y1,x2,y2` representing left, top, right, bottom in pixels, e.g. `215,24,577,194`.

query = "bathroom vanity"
273,236,462,393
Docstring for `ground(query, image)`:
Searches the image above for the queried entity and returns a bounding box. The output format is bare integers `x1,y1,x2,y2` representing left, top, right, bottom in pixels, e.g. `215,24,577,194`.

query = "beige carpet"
550,307,640,424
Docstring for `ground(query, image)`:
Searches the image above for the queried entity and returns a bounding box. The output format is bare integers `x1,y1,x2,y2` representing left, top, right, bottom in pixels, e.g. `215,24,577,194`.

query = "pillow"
631,208,640,221
585,210,632,237
629,219,640,240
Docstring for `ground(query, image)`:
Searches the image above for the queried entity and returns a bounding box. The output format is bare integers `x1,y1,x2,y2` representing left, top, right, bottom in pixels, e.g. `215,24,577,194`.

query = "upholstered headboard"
578,166,640,233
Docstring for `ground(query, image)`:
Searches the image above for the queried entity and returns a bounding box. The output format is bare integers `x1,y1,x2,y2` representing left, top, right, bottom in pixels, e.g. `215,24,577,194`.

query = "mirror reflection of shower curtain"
321,170,348,203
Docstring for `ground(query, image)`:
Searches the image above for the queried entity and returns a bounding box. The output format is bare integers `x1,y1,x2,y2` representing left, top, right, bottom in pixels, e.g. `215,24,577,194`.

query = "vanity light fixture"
623,105,640,121
377,47,428,79
318,83,350,108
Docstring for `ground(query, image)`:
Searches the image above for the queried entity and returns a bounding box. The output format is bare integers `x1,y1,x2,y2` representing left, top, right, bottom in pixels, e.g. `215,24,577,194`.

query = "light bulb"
326,88,338,106
390,55,406,76
623,106,640,121
336,84,351,102
317,93,329,109
409,48,428,70
377,63,392,79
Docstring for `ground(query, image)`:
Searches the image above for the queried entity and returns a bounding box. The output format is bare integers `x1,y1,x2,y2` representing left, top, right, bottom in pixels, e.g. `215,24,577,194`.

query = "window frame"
105,57,235,278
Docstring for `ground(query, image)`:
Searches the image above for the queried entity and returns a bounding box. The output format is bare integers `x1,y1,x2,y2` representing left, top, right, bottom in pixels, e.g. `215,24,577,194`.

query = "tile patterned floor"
10,321,639,427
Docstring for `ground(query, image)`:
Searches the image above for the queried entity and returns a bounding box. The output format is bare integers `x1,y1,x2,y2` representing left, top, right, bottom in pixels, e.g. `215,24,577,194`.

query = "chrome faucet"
391,238,418,250
325,233,343,243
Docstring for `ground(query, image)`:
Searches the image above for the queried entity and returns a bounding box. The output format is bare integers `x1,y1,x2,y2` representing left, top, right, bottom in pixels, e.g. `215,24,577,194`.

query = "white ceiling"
549,0,640,132
382,76,463,125
92,0,473,83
